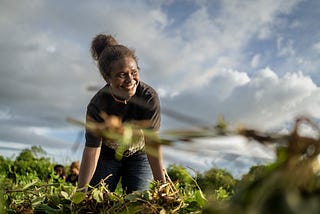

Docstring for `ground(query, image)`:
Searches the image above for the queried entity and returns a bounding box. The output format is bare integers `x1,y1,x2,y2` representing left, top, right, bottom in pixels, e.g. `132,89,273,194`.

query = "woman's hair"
70,161,80,170
54,164,66,177
90,34,138,81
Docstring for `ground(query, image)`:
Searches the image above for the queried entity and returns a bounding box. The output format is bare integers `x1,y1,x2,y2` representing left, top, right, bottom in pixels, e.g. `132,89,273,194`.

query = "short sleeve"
85,103,103,147
142,90,161,131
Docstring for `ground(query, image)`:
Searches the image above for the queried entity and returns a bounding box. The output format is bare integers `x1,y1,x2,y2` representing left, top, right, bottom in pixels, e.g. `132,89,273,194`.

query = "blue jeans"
90,146,152,193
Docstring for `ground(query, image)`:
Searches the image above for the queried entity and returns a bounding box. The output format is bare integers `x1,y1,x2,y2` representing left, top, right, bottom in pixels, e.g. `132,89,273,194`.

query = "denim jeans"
90,146,152,193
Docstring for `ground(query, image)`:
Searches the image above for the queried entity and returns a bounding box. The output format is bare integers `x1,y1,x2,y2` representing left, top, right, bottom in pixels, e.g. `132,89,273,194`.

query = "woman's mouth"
122,82,136,91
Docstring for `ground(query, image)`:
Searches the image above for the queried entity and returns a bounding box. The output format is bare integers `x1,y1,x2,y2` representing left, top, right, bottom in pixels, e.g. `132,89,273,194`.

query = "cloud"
251,54,261,68
277,37,296,57
162,136,276,178
148,0,305,95
222,68,318,128
312,42,320,52
162,67,319,131
0,124,73,149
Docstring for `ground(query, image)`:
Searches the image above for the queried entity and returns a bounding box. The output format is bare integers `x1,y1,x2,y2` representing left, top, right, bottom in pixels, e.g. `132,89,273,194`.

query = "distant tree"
240,165,269,185
166,164,195,189
0,155,13,176
16,146,46,161
11,146,53,181
196,168,236,197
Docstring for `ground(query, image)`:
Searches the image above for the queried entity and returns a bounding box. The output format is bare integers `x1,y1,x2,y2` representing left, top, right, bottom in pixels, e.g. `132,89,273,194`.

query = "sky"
1,0,319,177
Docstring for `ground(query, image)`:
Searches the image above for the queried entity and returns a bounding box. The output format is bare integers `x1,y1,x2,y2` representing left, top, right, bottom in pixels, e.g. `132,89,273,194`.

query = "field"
1,116,320,213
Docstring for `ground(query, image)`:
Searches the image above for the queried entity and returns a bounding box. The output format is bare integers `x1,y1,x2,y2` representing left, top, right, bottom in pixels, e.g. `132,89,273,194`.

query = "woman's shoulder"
134,81,160,111
88,84,111,106
137,81,158,98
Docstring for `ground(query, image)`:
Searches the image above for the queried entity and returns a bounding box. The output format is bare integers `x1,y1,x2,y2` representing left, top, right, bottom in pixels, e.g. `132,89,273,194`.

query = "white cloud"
277,37,296,57
206,68,250,101
148,0,304,95
0,124,73,148
251,54,261,68
257,26,272,40
163,136,276,178
45,45,56,53
221,68,318,129
162,67,319,132
297,122,320,138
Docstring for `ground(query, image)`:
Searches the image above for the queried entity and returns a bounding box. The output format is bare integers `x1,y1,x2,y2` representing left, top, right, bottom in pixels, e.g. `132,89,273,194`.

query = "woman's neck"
111,92,130,104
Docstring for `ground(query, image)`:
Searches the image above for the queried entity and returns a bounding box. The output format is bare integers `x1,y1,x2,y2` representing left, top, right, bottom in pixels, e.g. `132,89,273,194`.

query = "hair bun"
91,34,118,61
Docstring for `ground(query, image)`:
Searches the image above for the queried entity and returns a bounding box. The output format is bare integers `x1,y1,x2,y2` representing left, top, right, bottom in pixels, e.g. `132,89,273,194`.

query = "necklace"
111,93,130,104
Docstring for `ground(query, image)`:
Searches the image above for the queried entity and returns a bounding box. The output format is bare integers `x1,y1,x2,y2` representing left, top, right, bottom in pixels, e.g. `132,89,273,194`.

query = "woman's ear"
104,74,111,85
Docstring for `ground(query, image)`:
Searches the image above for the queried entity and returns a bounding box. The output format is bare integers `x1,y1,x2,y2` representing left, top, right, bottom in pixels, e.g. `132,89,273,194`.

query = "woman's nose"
125,73,133,82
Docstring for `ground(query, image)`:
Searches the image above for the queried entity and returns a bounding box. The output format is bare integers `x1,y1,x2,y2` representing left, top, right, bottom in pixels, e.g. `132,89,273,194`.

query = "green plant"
196,168,236,199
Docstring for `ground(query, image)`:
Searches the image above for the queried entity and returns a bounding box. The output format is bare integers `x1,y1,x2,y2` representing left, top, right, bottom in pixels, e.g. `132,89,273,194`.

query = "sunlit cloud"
163,67,319,132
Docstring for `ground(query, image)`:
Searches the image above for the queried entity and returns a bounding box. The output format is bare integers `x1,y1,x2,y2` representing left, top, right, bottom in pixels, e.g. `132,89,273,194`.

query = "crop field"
1,116,320,213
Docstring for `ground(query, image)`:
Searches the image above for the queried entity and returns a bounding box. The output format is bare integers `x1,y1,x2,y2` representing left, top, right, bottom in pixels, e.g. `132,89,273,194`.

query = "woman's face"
108,57,140,99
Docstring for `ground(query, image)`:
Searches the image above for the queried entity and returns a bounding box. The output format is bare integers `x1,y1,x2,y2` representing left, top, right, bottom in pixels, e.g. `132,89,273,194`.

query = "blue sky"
0,0,319,175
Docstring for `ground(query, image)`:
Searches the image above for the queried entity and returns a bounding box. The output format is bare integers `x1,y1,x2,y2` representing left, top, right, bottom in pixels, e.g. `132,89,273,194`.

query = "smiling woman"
78,34,166,194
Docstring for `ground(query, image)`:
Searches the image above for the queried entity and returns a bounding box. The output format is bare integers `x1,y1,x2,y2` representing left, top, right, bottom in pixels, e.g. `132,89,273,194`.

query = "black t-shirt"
85,81,160,149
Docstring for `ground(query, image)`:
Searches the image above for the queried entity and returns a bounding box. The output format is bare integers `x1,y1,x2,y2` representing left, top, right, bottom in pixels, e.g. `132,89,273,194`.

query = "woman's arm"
145,136,166,182
78,146,101,191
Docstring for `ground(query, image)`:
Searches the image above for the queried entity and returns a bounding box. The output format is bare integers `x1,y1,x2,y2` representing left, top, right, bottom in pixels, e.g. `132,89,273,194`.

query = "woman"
78,34,166,193
66,161,80,185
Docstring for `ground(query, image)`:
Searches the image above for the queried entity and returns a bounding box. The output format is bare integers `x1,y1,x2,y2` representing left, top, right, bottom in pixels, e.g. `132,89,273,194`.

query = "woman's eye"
115,70,138,79
118,73,126,78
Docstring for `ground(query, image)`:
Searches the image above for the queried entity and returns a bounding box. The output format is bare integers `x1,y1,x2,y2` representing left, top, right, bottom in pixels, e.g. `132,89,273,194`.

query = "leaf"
124,193,140,202
31,196,45,207
194,190,207,207
35,204,63,214
60,191,69,199
50,195,61,206
107,192,118,202
141,190,152,200
22,180,38,190
115,125,132,160
92,189,104,203
160,208,167,214
72,191,86,204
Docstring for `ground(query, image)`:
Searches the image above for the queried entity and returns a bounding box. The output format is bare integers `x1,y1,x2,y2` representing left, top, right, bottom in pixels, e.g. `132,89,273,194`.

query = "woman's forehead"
112,57,137,69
